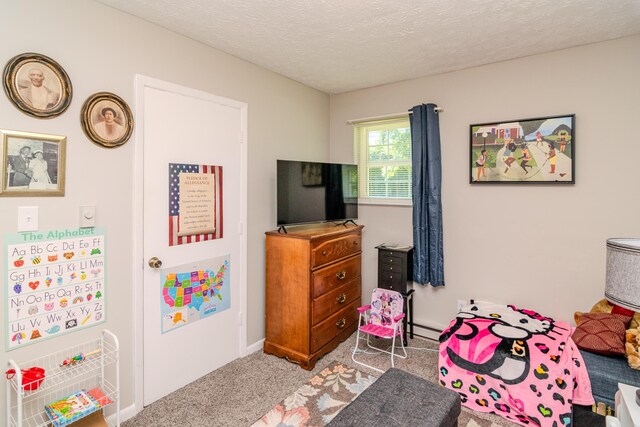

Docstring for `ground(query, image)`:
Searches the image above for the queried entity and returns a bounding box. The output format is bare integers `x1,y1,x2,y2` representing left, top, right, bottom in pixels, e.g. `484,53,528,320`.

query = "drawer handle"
322,250,328,256
389,267,393,270
336,293,347,304
353,241,358,246
336,270,346,280
336,318,346,329
389,275,393,279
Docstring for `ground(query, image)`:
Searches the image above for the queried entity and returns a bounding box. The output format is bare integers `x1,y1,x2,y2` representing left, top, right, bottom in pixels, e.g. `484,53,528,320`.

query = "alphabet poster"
5,228,106,350
160,255,230,334
169,163,223,246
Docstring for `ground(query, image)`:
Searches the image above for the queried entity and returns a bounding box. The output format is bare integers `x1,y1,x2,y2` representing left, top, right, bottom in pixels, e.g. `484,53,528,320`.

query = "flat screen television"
277,160,358,226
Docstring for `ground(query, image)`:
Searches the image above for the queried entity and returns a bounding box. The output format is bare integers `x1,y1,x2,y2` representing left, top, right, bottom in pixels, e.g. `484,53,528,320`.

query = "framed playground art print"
470,114,575,184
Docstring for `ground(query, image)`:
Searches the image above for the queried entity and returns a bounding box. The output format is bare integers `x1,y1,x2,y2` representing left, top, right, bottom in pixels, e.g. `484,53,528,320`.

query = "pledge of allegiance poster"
160,255,230,334
169,163,223,246
178,172,216,236
5,228,106,350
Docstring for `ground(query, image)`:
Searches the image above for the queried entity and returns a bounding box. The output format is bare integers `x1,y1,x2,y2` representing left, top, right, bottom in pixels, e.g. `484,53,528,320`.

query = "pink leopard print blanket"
438,302,593,426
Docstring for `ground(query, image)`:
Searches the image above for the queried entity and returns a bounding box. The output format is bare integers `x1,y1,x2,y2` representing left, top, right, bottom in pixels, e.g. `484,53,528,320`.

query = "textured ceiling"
96,0,640,94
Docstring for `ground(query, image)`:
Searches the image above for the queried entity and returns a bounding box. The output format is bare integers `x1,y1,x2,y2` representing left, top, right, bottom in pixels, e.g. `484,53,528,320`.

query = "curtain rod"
346,107,444,125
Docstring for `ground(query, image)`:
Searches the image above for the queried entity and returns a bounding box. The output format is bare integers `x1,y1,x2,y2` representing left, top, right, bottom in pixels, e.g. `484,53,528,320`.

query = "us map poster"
160,255,230,334
5,228,106,350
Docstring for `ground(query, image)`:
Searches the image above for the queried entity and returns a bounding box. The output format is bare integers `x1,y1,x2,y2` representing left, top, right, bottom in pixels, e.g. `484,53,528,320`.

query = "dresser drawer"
312,278,361,325
381,255,403,266
381,249,404,259
379,271,402,284
312,255,361,298
380,269,406,293
381,263,402,273
379,280,407,293
311,234,361,268
311,298,360,353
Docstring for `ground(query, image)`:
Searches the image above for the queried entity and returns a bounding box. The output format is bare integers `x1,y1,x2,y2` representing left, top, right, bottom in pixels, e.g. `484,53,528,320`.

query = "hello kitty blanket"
438,302,593,427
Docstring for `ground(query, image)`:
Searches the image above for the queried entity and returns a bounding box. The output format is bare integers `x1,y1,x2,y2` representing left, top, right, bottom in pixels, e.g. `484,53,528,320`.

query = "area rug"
251,361,377,427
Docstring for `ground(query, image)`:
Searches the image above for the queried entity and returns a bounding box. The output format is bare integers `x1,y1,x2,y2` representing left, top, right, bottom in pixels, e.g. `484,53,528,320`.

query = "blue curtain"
409,103,444,286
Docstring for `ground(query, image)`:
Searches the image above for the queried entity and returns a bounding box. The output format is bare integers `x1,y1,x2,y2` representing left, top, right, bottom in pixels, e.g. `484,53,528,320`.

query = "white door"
137,77,247,406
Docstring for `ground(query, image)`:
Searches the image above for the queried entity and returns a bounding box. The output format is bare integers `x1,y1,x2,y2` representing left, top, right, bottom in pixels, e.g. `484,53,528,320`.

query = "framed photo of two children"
470,114,575,184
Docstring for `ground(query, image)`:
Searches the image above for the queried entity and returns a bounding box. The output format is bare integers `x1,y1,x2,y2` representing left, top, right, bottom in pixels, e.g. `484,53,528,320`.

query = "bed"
438,302,594,426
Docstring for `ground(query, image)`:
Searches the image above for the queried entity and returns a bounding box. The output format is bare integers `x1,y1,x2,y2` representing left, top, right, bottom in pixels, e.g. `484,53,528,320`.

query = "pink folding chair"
352,288,407,372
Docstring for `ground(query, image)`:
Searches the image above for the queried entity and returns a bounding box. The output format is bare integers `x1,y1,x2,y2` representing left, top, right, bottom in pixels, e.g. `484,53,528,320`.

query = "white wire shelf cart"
6,329,120,427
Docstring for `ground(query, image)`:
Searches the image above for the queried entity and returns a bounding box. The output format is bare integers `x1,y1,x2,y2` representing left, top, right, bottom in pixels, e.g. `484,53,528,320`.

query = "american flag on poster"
169,163,223,246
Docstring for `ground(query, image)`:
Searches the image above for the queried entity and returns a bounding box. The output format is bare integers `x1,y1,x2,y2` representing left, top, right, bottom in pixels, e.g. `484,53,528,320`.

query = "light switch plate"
80,206,96,228
17,206,38,232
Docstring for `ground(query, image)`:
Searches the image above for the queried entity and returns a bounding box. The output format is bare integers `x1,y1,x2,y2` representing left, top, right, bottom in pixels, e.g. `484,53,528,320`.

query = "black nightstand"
375,244,414,345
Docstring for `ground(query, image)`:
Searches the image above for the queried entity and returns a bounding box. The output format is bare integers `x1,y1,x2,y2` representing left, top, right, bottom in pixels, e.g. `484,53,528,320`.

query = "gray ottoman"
327,368,461,427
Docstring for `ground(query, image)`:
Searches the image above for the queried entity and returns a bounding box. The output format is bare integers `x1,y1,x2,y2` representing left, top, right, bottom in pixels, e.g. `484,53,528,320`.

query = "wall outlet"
456,299,467,313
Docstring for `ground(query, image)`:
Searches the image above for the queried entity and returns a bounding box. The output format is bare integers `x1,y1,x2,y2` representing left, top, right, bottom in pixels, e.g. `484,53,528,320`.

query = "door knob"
148,257,163,269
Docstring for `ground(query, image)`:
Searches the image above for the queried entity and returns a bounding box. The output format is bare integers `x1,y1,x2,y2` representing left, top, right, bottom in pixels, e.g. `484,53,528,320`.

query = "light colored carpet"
123,333,515,426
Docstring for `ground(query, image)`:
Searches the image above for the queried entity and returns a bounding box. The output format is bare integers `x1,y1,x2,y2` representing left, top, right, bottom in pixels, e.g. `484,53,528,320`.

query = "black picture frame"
470,114,575,184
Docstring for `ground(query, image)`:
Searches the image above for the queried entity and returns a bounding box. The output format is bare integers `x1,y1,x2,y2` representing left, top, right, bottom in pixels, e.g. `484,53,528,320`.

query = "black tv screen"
277,160,358,226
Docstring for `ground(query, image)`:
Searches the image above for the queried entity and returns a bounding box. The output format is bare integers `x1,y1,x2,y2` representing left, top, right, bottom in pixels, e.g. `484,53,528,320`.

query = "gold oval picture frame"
81,92,134,148
3,52,73,119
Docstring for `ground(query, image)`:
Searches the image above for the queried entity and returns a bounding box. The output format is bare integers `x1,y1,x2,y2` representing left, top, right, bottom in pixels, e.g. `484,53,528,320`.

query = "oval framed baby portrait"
2,52,73,119
81,92,134,148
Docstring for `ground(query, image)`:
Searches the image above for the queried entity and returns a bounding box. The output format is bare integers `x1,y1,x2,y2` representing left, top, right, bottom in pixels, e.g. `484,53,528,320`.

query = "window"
354,117,412,204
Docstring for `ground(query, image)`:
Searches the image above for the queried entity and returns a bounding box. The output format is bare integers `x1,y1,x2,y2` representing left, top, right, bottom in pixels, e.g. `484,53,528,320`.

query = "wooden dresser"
264,224,363,370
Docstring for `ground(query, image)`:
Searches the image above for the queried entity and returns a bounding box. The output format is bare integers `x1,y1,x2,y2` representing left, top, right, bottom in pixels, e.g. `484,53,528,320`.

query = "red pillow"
572,312,631,356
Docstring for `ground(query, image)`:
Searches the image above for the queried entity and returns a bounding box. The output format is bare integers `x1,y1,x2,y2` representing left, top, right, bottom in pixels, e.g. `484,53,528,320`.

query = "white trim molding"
246,339,265,354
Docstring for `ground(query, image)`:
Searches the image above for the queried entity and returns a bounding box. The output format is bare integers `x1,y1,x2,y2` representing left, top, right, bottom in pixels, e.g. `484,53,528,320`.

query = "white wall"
0,0,329,415
330,35,640,334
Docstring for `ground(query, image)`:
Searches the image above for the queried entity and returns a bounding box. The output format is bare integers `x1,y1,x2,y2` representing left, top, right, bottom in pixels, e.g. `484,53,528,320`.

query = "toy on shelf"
44,386,114,427
45,389,97,426
4,366,46,391
60,349,101,367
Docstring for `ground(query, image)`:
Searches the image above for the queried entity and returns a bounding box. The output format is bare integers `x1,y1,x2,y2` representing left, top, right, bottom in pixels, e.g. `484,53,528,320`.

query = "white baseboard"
106,403,137,425
246,338,264,354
